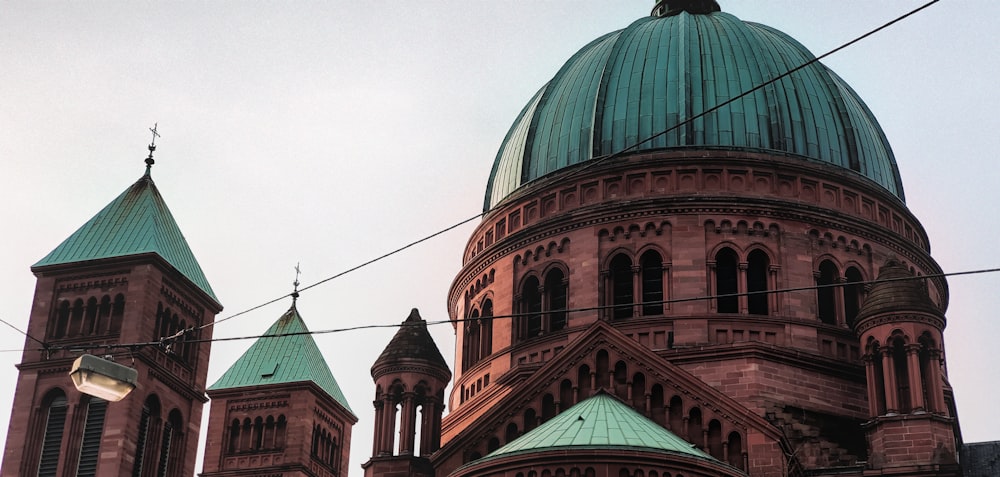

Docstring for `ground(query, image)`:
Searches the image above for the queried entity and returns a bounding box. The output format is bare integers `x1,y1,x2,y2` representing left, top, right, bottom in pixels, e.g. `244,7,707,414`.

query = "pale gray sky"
1,1,997,475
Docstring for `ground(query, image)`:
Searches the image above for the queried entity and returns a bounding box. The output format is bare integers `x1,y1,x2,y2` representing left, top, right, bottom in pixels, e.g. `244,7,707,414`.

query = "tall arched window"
521,277,542,339
891,336,911,413
746,250,770,315
77,397,108,477
133,396,161,477
156,410,183,477
640,251,664,316
228,419,241,454
36,390,68,477
817,261,839,325
727,432,744,470
844,267,864,327
609,255,634,319
715,249,739,313
480,300,493,360
462,309,481,372
546,269,568,331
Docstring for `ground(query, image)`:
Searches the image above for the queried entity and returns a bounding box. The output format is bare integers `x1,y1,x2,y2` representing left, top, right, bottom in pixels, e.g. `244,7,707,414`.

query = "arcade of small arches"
225,414,288,455
462,240,877,370
372,380,446,458
463,348,746,471
863,330,946,417
154,301,201,364
310,422,343,471
48,293,125,340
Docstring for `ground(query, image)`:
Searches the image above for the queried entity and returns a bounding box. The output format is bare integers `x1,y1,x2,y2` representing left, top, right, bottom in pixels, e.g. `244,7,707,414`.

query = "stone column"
862,354,880,416
399,392,417,455
906,344,925,412
371,399,383,455
631,265,641,317
738,262,749,314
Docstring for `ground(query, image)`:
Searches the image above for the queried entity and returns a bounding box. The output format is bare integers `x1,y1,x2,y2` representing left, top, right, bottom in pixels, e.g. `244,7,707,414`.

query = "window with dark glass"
521,277,542,338
609,255,634,319
715,248,739,313
844,267,864,327
817,261,839,325
747,250,770,315
640,251,664,316
545,269,567,331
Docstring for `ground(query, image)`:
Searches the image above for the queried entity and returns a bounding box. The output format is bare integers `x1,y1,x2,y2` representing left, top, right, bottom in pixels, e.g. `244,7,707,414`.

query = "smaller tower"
854,258,960,475
363,309,450,477
201,300,356,477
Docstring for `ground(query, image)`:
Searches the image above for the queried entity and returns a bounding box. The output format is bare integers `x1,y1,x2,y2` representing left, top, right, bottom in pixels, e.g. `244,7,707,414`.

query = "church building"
2,1,976,476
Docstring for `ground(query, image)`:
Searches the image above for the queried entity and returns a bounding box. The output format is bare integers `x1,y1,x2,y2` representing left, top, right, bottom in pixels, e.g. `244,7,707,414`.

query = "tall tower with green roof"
1,147,223,477
201,300,356,477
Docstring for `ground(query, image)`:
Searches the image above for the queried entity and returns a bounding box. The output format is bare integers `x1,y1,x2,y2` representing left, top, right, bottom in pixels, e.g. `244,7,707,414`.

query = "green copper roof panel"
209,305,354,415
33,172,218,302
481,392,715,462
485,11,904,210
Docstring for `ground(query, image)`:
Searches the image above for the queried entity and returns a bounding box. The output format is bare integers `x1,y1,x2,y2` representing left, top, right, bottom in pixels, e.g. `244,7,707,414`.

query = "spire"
209,305,354,414
32,164,219,303
145,123,160,175
292,262,301,304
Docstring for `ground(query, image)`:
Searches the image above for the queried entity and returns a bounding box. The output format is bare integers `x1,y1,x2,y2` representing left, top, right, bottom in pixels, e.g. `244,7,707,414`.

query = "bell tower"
363,309,450,477
854,258,960,475
1,141,222,477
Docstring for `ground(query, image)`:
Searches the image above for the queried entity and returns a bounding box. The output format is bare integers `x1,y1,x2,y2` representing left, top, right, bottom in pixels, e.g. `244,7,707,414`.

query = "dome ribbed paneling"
484,11,904,210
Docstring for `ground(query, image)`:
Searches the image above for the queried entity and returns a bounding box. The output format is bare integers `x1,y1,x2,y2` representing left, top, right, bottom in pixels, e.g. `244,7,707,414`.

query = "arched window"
481,300,494,360
631,373,646,411
715,249,738,313
110,293,126,333
668,396,684,434
77,397,108,477
487,437,500,453
746,250,770,315
869,340,887,415
687,408,703,449
523,408,537,433
228,419,241,454
133,395,161,477
610,254,634,319
275,415,287,449
84,297,99,335
707,420,723,460
640,251,664,316
462,309,481,372
727,431,744,470
521,277,542,339
577,365,592,402
36,390,68,477
891,336,911,413
53,300,70,339
156,409,183,477
541,394,556,422
505,423,519,444
844,267,864,327
560,379,574,410
817,261,839,325
546,269,568,331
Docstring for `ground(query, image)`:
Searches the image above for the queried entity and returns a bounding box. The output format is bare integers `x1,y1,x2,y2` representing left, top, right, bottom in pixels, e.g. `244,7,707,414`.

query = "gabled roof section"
33,171,218,302
484,391,714,461
436,321,784,466
209,304,354,416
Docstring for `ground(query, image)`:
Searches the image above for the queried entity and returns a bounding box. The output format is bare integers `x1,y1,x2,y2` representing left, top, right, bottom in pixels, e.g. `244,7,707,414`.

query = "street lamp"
69,354,138,402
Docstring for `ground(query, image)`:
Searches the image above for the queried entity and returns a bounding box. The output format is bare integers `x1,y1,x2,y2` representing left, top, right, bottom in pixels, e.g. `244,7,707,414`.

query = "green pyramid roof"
33,171,218,303
482,391,715,463
208,304,354,415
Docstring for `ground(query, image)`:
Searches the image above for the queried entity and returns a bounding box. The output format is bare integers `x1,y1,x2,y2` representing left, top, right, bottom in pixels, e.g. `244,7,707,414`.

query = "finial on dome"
292,262,301,303
144,123,160,175
651,0,721,17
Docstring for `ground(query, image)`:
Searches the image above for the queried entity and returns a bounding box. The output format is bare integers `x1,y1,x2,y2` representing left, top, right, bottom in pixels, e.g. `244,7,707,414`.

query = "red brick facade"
1,254,221,477
430,149,962,476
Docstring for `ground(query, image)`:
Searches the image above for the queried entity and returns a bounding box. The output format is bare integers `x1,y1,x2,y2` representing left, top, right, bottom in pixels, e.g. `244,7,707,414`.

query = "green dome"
485,9,904,210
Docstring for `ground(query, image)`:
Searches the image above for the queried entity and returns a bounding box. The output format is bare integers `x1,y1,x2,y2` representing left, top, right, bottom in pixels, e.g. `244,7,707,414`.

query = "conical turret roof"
210,304,353,415
856,257,941,323
33,171,218,303
372,308,449,378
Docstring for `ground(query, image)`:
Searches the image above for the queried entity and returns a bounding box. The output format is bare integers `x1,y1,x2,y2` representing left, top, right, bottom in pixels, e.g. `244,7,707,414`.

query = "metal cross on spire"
292,262,302,302
145,123,160,173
